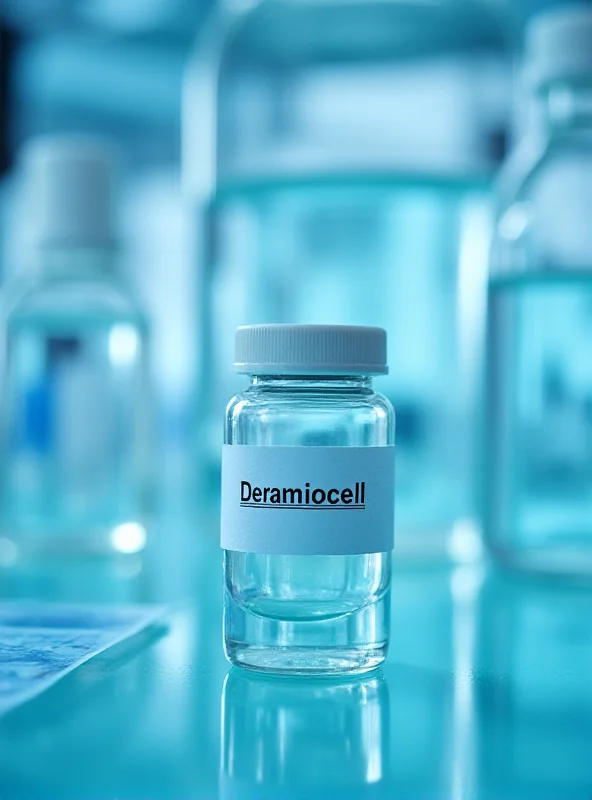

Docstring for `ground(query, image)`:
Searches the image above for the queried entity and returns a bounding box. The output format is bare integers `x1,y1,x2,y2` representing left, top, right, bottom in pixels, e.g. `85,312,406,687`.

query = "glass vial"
221,324,395,675
485,7,592,576
0,137,151,557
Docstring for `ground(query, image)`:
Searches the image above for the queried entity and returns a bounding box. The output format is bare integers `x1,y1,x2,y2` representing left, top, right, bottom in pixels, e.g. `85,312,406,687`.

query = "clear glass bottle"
0,137,151,557
485,6,592,575
222,325,395,674
221,669,389,800
185,0,511,558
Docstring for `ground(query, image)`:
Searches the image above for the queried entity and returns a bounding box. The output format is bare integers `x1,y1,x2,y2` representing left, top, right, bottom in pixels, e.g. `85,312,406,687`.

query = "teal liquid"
1,309,149,555
204,172,491,555
485,270,592,572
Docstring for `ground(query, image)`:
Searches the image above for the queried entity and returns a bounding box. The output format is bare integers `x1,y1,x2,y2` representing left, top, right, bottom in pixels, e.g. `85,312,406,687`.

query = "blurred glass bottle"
486,6,592,575
185,0,510,558
0,137,151,557
220,669,389,800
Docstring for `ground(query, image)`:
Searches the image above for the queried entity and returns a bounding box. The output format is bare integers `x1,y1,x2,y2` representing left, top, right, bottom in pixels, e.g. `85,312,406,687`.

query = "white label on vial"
221,445,395,555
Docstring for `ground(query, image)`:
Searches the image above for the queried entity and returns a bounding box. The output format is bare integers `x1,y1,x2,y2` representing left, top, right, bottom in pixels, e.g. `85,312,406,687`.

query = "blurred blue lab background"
1,6,592,798
0,0,214,456
0,0,586,543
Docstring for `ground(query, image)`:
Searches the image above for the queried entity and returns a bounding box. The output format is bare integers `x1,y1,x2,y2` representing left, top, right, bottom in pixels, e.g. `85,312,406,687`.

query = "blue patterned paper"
0,602,164,715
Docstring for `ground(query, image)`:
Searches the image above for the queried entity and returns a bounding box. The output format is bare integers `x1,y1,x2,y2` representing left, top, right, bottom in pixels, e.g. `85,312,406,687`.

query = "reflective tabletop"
0,500,591,800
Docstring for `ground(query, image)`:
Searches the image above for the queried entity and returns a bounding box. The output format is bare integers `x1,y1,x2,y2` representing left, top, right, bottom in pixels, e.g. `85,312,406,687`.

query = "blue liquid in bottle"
1,262,151,556
486,272,592,573
208,175,491,558
484,6,592,575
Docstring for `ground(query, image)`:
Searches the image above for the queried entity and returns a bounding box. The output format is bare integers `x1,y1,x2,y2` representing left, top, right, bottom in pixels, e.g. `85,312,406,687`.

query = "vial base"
223,590,390,676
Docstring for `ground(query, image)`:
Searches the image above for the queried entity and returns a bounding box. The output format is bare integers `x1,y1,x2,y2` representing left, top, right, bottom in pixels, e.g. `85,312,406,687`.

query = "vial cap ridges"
526,4,592,88
234,324,388,375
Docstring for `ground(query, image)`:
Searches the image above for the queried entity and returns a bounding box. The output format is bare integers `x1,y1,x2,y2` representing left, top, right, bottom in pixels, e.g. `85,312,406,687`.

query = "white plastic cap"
20,136,117,248
526,4,592,89
234,324,388,375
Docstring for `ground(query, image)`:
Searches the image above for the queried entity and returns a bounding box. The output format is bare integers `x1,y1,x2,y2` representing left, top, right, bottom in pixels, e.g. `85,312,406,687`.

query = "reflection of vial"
222,325,395,674
220,669,390,800
0,137,151,556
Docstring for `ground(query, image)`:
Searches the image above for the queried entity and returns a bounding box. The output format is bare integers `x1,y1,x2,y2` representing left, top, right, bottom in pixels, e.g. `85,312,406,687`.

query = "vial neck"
542,79,592,136
31,245,117,280
250,375,373,391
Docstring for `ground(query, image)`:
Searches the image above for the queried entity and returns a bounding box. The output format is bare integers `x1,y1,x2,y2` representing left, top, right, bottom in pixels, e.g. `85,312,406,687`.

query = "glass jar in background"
0,137,152,557
485,6,592,576
185,0,512,559
220,669,390,800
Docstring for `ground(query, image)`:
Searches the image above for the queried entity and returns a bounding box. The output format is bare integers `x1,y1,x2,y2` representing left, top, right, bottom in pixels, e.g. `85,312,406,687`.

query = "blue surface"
0,505,591,799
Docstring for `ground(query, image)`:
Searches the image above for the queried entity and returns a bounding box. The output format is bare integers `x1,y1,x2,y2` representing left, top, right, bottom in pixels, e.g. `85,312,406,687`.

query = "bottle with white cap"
221,324,395,674
0,136,151,556
485,5,592,575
